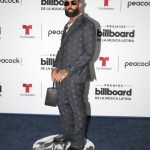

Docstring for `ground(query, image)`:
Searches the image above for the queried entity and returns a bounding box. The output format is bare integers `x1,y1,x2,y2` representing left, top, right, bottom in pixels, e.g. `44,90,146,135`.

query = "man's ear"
79,2,82,9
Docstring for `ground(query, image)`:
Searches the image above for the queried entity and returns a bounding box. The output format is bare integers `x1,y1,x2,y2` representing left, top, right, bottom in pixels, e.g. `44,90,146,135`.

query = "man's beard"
65,8,79,17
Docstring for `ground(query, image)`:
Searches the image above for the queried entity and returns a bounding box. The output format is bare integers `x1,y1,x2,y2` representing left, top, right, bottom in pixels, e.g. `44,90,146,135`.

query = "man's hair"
79,0,83,4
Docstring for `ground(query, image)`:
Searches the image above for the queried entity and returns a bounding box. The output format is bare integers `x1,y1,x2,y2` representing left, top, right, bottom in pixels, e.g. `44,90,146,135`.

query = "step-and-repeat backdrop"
0,0,150,117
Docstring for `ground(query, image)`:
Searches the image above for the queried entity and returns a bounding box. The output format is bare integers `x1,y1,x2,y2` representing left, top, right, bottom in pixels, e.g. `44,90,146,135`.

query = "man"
51,0,96,149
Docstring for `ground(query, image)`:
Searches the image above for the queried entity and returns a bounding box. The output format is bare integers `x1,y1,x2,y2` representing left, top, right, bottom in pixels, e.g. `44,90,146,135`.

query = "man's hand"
55,69,68,83
51,68,58,81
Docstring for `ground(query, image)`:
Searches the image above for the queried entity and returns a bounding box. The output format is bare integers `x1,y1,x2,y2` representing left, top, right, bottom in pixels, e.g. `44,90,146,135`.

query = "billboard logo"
95,88,132,96
97,29,135,38
41,54,56,71
97,25,135,43
41,0,64,5
41,58,54,66
95,83,133,101
41,0,64,11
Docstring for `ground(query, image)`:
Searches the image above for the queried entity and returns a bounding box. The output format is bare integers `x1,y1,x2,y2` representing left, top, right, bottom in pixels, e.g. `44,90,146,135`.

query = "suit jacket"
53,14,96,83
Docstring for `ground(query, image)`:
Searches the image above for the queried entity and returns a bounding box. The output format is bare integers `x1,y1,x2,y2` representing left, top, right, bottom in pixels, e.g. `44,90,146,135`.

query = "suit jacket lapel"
61,14,84,47
61,24,68,45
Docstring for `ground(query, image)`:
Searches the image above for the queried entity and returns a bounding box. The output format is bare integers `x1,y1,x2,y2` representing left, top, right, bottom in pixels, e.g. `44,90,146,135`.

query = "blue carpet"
0,114,150,150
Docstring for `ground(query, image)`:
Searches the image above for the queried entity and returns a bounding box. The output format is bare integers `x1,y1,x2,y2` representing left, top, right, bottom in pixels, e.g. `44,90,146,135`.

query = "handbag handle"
52,81,57,89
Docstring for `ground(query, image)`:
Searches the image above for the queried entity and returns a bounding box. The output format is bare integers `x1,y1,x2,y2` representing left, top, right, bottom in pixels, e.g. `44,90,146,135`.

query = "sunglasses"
64,1,78,6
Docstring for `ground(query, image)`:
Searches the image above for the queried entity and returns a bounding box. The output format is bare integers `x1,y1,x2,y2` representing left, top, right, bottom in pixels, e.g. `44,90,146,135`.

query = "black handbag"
45,82,58,107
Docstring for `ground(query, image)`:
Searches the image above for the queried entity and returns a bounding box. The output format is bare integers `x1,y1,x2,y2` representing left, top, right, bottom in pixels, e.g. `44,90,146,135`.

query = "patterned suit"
53,14,96,149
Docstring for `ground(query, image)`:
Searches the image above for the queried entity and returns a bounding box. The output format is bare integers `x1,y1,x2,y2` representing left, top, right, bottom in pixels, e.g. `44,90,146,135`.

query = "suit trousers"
57,77,86,149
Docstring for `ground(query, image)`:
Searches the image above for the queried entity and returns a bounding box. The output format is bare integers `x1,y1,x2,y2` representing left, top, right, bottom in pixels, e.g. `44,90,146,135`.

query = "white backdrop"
0,0,150,117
